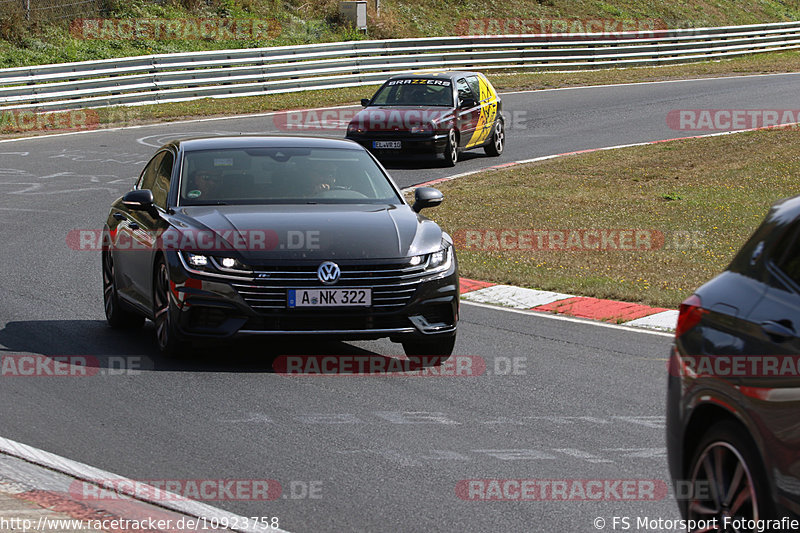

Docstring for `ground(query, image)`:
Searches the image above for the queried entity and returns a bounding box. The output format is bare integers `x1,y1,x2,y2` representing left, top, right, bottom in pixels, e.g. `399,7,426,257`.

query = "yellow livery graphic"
466,74,499,149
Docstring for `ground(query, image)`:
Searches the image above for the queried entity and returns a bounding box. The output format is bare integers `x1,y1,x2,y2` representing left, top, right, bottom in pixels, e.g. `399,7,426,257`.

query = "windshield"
370,79,454,107
179,147,402,206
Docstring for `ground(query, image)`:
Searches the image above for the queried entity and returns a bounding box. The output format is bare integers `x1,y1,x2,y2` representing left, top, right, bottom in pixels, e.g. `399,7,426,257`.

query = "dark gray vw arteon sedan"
102,136,458,358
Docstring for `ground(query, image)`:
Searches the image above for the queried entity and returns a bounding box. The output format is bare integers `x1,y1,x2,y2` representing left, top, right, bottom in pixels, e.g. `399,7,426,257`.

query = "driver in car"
402,84,427,105
186,169,221,200
305,165,336,196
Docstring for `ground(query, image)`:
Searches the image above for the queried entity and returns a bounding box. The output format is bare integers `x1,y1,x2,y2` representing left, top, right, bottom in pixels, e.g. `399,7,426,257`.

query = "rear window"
774,224,800,287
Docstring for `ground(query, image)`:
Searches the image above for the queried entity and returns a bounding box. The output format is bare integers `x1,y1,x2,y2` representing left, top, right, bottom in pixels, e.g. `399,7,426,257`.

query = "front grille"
231,262,428,313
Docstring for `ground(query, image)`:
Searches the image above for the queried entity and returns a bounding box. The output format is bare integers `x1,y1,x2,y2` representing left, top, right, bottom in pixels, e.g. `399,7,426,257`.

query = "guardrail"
1,21,800,112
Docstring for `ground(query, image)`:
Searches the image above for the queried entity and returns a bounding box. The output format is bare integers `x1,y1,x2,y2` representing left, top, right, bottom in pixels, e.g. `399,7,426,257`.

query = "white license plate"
373,141,401,149
288,288,371,308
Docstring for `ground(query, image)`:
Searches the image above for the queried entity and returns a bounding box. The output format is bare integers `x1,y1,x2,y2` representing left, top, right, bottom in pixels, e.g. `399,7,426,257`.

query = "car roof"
386,71,479,81
727,193,800,275
169,135,364,152
767,194,800,225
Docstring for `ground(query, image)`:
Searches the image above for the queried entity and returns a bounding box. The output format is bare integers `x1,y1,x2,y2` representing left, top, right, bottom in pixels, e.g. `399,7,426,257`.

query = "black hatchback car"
102,136,458,358
345,71,504,166
667,195,800,529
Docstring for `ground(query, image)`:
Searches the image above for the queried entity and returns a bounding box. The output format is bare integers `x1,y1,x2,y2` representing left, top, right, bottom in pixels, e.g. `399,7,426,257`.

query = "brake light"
675,294,707,338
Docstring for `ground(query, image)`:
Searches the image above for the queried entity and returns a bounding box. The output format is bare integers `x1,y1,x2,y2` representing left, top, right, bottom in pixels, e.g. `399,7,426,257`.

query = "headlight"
347,123,364,134
429,248,447,268
180,251,252,275
424,243,452,273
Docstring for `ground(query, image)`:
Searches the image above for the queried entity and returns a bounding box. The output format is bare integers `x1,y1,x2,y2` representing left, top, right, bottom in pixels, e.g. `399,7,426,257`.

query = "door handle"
128,222,139,230
112,213,125,221
760,320,795,342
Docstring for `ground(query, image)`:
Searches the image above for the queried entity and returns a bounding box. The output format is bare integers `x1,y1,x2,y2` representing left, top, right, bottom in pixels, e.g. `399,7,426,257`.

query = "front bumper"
164,251,459,342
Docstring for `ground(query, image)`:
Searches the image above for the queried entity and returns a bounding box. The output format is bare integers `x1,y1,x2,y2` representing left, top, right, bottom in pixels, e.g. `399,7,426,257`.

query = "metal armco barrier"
1,21,799,111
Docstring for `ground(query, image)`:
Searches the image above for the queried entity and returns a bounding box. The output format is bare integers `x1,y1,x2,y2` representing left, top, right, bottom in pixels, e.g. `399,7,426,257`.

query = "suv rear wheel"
686,421,773,525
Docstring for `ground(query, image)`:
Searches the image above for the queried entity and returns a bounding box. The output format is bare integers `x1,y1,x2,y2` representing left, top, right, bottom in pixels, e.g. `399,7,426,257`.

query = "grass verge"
4,0,800,67
425,128,800,309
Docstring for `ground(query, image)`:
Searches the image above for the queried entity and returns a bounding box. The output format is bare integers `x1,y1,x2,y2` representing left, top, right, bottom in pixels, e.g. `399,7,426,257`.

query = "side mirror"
412,187,443,213
360,98,370,107
459,97,476,109
122,189,155,213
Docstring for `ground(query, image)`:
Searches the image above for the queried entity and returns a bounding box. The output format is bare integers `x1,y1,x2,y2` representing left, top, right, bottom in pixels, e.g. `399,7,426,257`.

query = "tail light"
675,294,707,338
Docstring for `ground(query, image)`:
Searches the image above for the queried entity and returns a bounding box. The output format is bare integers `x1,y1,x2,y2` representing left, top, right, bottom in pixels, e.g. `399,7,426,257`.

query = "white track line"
0,435,290,533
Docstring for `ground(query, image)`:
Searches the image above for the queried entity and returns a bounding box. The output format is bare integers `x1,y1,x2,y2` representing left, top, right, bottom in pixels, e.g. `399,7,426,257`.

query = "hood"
349,107,455,132
167,203,444,263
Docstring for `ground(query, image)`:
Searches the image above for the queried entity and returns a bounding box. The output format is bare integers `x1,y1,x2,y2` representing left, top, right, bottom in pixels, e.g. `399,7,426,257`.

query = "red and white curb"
459,278,678,333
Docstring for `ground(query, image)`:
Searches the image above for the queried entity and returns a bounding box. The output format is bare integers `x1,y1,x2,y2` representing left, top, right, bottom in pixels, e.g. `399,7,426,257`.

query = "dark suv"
667,195,800,528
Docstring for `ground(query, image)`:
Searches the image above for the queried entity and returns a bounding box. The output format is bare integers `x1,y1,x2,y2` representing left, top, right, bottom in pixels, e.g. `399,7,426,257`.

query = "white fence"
1,21,799,111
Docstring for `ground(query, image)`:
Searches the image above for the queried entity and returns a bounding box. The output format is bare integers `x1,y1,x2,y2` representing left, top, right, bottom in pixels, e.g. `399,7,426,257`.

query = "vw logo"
317,261,340,285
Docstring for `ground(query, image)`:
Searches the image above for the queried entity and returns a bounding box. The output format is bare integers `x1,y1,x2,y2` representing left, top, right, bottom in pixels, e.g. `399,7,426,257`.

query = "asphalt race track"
1,72,799,531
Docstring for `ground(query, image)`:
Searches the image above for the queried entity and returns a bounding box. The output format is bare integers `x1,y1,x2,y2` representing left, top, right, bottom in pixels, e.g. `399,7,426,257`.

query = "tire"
443,129,458,167
102,251,144,329
402,335,456,365
484,119,504,156
153,258,188,356
685,421,774,528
